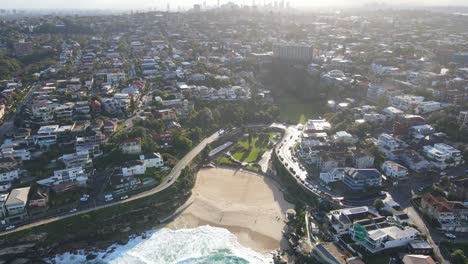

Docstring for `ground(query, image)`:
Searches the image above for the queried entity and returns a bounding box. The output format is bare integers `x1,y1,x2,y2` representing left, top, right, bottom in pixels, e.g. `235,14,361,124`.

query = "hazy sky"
1,0,467,9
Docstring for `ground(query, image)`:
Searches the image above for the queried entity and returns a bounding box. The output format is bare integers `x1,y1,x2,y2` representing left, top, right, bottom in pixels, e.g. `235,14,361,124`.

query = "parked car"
445,233,456,239
120,195,129,200
5,225,15,231
69,208,78,213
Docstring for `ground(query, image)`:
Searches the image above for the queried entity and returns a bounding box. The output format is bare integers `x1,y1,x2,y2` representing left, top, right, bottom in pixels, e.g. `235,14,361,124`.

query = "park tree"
451,249,467,264
373,199,384,210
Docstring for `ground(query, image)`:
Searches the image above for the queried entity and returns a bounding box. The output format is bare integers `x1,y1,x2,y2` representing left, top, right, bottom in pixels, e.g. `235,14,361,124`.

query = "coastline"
166,167,294,253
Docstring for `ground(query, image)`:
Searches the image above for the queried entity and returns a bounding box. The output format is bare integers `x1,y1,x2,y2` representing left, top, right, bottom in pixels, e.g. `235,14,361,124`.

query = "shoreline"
165,167,294,254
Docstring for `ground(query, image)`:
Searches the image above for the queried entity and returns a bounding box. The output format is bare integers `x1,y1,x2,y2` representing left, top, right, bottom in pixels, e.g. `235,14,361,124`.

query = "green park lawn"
231,132,275,163
215,155,238,167
277,94,325,124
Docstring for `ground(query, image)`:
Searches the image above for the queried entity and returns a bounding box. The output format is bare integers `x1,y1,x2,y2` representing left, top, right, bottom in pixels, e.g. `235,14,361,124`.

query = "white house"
34,125,59,148
415,101,442,114
139,153,164,168
122,160,146,177
382,161,408,179
37,167,88,187
0,167,19,182
361,226,419,253
320,168,344,184
377,133,400,152
5,187,30,220
423,143,462,170
120,138,142,155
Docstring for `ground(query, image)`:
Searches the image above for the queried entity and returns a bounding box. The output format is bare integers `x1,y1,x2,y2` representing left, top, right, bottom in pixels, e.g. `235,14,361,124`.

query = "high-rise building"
272,43,313,63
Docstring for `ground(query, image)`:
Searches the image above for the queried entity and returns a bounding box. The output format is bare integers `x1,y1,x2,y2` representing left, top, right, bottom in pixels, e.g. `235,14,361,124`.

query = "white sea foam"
49,225,272,264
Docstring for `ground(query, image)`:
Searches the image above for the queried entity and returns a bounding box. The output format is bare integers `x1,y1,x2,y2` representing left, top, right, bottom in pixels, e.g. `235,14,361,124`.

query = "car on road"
120,195,129,200
69,208,78,213
5,225,15,231
168,175,174,182
105,194,114,202
445,233,456,239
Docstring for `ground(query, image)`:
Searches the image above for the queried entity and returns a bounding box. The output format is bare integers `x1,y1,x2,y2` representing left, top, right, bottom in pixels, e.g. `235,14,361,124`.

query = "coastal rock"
0,243,36,257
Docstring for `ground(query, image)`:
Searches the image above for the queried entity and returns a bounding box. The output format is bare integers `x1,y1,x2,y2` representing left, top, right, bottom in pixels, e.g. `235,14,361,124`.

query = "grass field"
276,94,325,124
231,132,276,163
215,155,238,166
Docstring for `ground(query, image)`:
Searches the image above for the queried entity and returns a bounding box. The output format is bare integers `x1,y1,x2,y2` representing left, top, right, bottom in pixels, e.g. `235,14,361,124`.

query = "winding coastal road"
0,130,222,236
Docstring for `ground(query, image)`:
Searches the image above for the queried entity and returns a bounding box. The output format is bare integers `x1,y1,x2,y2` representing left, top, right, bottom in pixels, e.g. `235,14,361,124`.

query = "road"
274,123,341,202
0,130,222,236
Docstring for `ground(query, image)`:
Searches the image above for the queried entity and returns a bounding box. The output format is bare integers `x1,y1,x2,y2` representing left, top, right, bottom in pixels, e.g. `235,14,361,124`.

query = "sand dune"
167,168,293,253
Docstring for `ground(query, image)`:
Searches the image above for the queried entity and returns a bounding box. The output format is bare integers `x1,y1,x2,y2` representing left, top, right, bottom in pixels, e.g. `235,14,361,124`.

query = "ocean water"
48,226,272,264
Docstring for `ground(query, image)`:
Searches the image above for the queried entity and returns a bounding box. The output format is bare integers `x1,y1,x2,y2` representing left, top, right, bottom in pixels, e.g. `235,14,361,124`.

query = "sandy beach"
167,167,293,253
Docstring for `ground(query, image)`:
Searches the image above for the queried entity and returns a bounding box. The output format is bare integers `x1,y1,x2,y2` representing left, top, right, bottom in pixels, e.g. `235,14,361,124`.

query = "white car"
445,233,456,239
120,195,129,200
5,225,15,231
69,208,78,213
80,197,88,202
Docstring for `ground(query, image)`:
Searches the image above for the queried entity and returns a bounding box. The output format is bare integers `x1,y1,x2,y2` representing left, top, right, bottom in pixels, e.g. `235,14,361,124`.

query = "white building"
415,101,442,114
120,138,142,155
304,119,331,132
37,167,88,187
320,168,344,184
139,153,164,168
361,226,419,253
382,161,408,179
332,131,357,144
272,43,313,62
122,160,146,177
377,133,400,152
107,72,126,84
5,187,30,220
390,95,424,111
34,125,59,148
423,143,462,169
0,167,19,182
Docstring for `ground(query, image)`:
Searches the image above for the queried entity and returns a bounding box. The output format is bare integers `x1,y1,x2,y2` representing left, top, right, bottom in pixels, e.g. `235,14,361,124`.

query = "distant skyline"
1,0,467,10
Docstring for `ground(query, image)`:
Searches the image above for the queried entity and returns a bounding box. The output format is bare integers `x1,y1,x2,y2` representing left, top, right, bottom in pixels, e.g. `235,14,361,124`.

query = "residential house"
75,101,90,114
5,187,31,222
139,153,164,168
28,186,49,208
120,138,142,155
34,125,59,148
0,193,8,219
0,166,19,183
382,161,408,180
408,241,433,255
320,168,345,184
402,255,436,264
342,168,382,192
327,206,379,234
352,150,375,169
399,150,432,172
423,143,462,170
122,160,146,177
158,109,178,121
37,167,88,192
61,151,92,168
103,120,117,133
420,194,468,231
110,174,141,190
361,226,419,253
